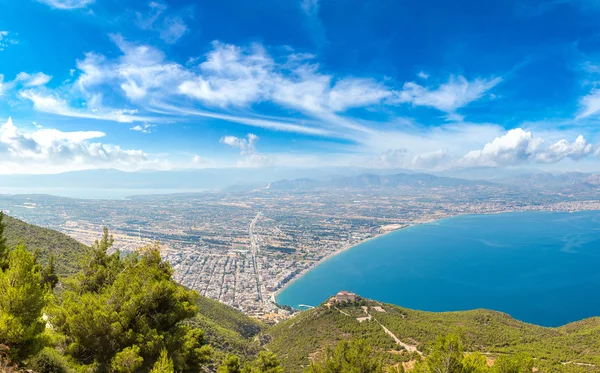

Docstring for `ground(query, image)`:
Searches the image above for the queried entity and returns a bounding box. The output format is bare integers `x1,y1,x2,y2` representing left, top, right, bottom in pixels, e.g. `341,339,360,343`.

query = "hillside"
2,214,88,275
190,296,266,365
264,297,600,373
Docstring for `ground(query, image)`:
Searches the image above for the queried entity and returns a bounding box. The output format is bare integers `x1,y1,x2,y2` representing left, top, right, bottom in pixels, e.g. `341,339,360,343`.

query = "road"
249,212,264,303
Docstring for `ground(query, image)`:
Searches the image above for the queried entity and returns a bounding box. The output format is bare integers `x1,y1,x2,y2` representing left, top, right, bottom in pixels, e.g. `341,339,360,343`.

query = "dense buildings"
1,185,600,319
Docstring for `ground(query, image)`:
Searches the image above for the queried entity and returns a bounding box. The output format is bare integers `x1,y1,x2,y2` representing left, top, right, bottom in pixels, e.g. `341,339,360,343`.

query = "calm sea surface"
276,211,600,326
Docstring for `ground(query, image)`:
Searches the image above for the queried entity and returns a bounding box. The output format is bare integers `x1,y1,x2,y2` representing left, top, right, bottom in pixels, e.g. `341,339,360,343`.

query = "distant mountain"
0,167,416,191
261,172,486,191
585,173,600,186
493,172,599,189
3,214,88,275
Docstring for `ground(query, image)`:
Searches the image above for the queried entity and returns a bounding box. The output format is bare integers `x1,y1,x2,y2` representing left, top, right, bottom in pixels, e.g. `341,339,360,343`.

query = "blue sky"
1,0,600,173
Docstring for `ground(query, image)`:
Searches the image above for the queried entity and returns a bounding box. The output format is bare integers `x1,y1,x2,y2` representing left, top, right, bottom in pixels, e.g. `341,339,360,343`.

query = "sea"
276,210,600,327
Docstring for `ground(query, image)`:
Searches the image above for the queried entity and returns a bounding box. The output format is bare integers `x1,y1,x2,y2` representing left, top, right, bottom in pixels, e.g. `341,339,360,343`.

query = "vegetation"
1,212,600,373
2,213,87,275
264,299,600,373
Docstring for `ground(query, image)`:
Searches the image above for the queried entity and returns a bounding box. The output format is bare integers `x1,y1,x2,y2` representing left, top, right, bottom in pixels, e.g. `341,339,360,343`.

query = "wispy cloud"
130,123,155,133
19,90,145,123
37,0,94,10
576,88,600,119
15,72,52,87
160,16,188,44
395,75,502,113
0,31,18,51
136,2,188,44
300,0,326,47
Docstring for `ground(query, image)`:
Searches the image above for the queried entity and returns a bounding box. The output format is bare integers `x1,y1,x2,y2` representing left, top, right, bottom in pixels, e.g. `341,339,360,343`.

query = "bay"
276,210,600,326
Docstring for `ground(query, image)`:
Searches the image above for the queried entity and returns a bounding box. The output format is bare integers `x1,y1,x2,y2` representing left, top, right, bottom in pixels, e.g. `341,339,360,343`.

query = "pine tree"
218,354,242,373
0,244,47,360
41,254,59,290
151,349,175,373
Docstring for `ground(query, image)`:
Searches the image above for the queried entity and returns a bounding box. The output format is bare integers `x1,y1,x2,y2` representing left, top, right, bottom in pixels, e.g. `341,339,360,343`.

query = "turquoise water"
276,211,600,326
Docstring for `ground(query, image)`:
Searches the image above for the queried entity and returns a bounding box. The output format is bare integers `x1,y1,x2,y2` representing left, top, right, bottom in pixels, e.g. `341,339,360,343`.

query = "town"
1,185,600,321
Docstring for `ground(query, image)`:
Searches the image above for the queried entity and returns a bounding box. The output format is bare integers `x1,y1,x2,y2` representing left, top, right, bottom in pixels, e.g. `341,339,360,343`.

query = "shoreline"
270,223,414,305
270,207,600,307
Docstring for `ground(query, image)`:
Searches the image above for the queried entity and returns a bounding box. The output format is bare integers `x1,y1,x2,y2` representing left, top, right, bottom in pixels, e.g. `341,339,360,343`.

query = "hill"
264,297,600,373
2,214,88,275
190,296,266,365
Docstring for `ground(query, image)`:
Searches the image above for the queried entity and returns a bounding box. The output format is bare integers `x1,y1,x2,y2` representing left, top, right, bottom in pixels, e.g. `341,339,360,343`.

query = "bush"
29,348,70,373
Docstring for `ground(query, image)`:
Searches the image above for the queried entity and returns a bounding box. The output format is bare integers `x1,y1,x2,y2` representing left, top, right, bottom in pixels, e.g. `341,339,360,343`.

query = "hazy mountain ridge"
263,173,487,191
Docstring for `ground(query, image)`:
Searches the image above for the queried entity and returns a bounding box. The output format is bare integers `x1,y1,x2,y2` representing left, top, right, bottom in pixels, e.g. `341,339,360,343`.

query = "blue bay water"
276,211,600,327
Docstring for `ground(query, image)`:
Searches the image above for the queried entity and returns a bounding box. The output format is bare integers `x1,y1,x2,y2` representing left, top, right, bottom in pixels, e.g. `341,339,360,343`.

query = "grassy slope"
3,214,88,275
265,299,600,373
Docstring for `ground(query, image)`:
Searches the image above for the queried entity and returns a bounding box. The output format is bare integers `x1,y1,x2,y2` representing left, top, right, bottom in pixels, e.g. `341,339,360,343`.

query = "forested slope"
2,214,87,275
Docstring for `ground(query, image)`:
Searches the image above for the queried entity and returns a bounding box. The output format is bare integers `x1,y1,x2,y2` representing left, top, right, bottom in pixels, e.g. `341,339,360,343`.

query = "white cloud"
373,148,407,168
15,72,52,87
412,149,447,169
160,17,188,44
417,71,429,79
0,117,151,173
76,35,189,101
536,135,595,163
458,128,596,167
220,133,271,167
179,42,272,107
19,90,142,123
0,75,5,96
136,1,167,29
136,2,188,44
130,123,155,133
190,155,213,167
459,128,543,167
37,0,94,9
576,88,600,119
395,75,502,112
0,31,18,51
179,42,390,118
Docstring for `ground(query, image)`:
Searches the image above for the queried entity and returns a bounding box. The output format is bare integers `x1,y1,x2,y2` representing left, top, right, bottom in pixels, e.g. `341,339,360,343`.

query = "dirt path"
370,313,423,356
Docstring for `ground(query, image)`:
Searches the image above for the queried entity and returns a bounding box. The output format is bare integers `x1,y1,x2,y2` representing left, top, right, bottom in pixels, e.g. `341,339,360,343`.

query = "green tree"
413,334,465,373
462,353,489,373
41,254,59,290
0,212,8,271
218,354,242,373
306,339,383,373
491,353,533,373
243,351,283,373
50,236,210,372
150,349,174,373
70,226,121,294
112,345,144,373
0,244,47,360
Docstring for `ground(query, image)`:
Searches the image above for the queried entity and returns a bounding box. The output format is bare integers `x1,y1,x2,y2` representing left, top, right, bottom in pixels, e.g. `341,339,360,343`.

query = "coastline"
270,223,414,304
270,207,600,307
